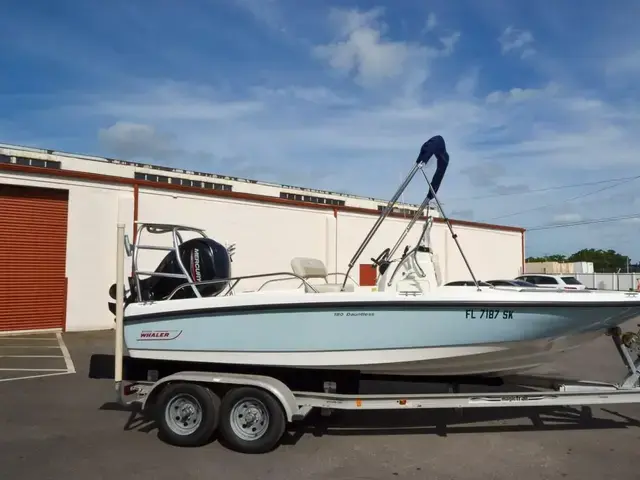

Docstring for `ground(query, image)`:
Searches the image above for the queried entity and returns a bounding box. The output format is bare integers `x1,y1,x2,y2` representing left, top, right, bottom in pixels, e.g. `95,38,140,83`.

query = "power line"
485,176,640,221
447,174,640,202
525,212,640,231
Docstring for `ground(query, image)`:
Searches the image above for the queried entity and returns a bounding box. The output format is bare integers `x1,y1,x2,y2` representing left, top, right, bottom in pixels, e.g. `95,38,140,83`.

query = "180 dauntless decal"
137,330,183,341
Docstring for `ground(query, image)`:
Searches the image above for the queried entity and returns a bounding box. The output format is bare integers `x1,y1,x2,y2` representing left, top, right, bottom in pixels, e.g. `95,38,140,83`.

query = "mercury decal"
138,330,183,341
190,248,203,282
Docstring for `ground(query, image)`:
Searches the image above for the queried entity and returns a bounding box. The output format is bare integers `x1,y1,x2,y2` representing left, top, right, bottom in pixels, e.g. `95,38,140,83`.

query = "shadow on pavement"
94,372,640,450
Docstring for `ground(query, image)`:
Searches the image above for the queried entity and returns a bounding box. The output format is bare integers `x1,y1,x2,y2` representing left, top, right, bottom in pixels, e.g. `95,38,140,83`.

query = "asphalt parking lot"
1,324,639,480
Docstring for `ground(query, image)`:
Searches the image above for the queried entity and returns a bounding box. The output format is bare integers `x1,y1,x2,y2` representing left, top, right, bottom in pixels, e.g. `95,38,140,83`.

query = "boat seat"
290,257,355,293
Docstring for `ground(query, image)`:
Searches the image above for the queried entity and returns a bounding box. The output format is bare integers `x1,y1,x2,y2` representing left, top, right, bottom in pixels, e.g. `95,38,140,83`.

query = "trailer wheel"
218,387,286,454
156,383,221,447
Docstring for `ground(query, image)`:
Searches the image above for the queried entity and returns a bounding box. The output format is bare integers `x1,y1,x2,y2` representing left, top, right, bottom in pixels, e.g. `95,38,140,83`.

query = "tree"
526,249,631,272
526,254,567,262
526,254,567,263
567,248,630,272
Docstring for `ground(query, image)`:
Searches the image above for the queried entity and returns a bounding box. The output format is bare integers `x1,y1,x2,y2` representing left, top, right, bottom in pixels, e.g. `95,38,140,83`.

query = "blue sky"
2,0,640,261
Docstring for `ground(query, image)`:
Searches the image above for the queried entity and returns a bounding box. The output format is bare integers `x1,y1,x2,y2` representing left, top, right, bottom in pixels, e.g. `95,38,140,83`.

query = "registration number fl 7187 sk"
465,309,514,319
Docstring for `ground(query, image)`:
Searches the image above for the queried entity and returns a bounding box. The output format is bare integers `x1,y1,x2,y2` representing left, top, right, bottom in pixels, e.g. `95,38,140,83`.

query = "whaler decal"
138,330,183,341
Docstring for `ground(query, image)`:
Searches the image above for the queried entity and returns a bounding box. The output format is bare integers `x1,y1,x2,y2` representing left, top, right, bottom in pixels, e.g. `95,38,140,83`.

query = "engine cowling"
150,236,232,300
108,237,232,312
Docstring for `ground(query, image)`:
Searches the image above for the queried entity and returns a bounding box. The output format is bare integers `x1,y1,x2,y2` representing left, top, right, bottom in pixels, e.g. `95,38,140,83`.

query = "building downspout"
334,208,338,278
521,230,526,275
133,184,139,242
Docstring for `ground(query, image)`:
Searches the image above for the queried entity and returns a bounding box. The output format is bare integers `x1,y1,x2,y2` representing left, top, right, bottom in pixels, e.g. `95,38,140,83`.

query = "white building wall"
442,225,523,281
335,212,522,284
136,189,334,292
0,171,135,332
334,212,437,283
134,198,522,291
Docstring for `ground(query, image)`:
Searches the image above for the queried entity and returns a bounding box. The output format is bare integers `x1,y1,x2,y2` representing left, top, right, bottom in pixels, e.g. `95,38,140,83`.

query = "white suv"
515,274,586,290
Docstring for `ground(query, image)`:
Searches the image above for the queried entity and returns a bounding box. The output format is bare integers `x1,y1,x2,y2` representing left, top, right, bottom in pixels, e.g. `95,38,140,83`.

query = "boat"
109,135,640,379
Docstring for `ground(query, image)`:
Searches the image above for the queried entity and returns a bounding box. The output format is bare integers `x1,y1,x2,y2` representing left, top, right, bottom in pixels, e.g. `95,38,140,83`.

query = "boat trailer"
111,223,640,454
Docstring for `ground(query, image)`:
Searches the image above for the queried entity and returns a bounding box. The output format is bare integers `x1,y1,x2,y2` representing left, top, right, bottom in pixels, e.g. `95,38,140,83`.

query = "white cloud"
250,85,356,106
423,13,437,33
605,49,640,78
313,8,421,86
98,122,174,159
485,82,559,104
227,0,288,34
455,67,480,96
88,82,264,122
312,7,456,92
440,32,461,55
498,26,535,59
551,213,583,224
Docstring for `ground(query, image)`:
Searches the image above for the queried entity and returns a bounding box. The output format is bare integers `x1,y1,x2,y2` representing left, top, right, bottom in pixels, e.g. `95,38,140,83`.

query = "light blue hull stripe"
124,306,640,352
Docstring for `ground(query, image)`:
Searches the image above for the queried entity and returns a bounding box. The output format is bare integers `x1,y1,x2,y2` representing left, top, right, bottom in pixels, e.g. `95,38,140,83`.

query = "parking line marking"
0,333,76,382
0,346,62,349
0,368,68,372
0,337,58,341
56,332,76,374
0,355,65,358
0,371,73,383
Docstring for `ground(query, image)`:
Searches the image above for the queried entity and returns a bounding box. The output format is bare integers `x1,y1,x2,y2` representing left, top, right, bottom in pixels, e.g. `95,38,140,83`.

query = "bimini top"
415,134,450,202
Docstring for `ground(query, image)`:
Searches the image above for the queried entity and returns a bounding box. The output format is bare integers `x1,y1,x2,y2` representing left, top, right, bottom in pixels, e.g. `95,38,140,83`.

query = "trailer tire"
156,383,221,447
218,386,286,454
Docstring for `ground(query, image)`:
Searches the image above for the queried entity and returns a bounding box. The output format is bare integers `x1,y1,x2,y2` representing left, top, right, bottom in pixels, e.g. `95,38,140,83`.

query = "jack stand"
608,326,640,389
449,383,463,419
321,381,337,417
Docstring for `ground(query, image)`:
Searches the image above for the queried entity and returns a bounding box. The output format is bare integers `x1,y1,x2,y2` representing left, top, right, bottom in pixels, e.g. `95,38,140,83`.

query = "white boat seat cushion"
291,257,328,279
290,257,355,293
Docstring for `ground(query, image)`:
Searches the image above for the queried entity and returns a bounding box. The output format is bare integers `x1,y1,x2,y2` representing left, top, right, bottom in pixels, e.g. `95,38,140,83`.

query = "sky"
1,0,640,261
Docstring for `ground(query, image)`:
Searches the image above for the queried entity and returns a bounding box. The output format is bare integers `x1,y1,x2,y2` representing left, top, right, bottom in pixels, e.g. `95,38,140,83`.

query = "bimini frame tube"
114,223,126,401
420,169,481,290
341,135,449,290
386,193,432,261
340,162,421,286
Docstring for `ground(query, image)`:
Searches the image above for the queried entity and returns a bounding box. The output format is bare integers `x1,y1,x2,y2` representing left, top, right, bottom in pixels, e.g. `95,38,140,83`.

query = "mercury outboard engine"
139,236,232,301
108,236,231,313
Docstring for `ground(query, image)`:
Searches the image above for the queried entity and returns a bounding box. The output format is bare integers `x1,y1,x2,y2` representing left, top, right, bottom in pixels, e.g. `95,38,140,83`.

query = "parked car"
486,279,538,288
515,274,586,290
444,280,493,287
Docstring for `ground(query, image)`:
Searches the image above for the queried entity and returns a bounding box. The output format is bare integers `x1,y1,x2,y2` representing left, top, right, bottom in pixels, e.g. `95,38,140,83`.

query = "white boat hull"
124,289,640,374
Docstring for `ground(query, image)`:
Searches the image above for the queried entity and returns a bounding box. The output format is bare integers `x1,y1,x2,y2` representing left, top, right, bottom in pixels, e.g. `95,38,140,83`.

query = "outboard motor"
108,236,232,313
140,237,232,300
